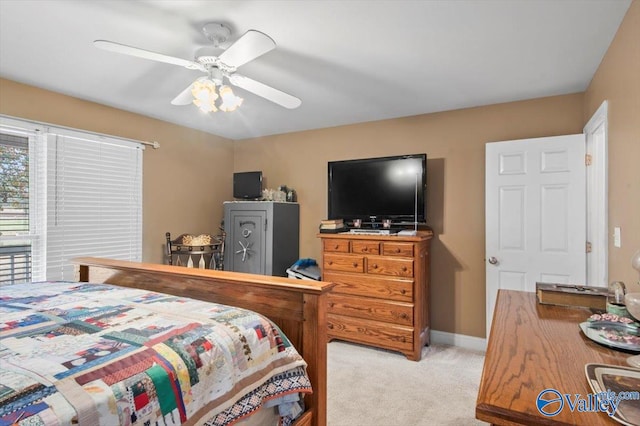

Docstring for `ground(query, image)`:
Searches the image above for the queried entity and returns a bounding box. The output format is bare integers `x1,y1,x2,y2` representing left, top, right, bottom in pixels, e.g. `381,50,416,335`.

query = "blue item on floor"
293,258,317,268
287,258,321,280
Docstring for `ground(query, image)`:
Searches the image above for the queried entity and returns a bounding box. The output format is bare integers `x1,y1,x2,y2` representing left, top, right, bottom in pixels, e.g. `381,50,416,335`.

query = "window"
0,131,32,284
0,117,143,283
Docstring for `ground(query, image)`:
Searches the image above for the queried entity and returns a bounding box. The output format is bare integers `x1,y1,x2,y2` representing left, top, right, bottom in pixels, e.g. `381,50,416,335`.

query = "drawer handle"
400,313,408,319
352,262,359,268
363,247,368,252
334,245,339,250
328,302,334,308
328,324,334,330
402,266,408,272
372,264,378,269
401,289,407,295
395,248,400,253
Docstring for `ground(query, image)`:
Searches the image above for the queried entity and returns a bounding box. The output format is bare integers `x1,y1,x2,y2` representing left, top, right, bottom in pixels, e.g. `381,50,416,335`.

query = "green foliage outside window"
0,145,28,207
0,141,29,234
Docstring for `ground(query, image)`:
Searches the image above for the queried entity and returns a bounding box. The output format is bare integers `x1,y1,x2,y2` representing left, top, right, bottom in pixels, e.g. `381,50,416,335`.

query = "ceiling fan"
94,23,301,112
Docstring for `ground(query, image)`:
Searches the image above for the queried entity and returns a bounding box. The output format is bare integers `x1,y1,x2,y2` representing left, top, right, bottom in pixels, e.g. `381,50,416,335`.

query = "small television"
233,171,263,199
328,154,426,224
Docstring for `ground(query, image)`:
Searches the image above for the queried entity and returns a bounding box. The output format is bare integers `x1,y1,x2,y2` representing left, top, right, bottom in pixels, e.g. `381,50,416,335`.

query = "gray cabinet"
223,201,299,276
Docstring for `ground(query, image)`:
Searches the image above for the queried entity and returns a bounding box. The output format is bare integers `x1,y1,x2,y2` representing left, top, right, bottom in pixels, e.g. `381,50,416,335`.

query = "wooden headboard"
73,257,335,426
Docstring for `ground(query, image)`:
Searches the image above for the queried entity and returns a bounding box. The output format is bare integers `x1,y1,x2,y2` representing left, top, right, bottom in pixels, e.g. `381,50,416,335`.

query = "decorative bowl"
623,292,640,368
625,292,640,321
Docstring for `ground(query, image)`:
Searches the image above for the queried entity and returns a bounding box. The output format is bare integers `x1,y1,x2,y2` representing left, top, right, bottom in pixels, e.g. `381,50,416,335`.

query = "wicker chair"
165,230,225,270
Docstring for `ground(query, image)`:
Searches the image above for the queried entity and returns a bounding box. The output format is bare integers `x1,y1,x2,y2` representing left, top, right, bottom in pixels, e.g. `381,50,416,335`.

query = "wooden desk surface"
476,290,631,425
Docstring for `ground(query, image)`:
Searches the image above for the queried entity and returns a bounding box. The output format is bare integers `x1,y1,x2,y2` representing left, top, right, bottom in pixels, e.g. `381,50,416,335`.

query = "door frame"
584,100,609,287
484,103,609,337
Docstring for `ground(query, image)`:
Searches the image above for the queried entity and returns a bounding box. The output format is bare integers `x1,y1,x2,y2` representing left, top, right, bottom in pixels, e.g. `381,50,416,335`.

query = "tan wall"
584,0,640,292
234,93,585,338
0,78,234,263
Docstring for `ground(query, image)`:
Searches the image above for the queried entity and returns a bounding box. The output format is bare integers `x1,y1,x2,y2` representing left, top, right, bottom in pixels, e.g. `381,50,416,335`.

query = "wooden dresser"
477,290,630,425
318,230,433,361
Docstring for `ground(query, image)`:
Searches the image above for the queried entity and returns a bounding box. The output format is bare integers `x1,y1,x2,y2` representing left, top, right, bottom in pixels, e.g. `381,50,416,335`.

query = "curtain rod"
0,114,160,149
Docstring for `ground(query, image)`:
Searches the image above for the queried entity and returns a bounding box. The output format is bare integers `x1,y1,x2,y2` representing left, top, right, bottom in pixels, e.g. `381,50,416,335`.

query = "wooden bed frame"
74,257,335,426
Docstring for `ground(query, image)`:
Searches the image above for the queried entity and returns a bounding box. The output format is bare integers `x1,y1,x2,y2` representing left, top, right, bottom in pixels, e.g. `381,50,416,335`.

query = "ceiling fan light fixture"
218,85,243,112
192,79,218,113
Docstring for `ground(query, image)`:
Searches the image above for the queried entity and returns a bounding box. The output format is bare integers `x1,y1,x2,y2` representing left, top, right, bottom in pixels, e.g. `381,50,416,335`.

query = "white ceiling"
0,0,631,140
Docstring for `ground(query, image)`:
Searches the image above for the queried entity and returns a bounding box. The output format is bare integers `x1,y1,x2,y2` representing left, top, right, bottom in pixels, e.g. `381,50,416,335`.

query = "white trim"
51,127,144,150
0,114,157,149
583,100,608,286
0,116,43,134
431,329,487,352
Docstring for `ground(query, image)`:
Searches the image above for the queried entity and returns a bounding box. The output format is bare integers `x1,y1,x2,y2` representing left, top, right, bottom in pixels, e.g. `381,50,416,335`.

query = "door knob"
488,256,499,265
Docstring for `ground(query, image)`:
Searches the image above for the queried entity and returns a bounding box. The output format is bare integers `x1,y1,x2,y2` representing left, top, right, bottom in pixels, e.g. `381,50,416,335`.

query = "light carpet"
327,341,488,425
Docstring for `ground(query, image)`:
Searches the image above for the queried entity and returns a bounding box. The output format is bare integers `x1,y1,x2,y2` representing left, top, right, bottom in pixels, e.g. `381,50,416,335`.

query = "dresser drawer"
328,293,413,325
367,256,414,277
382,242,414,257
323,271,413,302
324,253,364,273
328,314,413,351
323,239,350,253
351,241,380,255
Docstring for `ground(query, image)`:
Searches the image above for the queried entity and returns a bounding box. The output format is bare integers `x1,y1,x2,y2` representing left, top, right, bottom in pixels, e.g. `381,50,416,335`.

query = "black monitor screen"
233,171,263,199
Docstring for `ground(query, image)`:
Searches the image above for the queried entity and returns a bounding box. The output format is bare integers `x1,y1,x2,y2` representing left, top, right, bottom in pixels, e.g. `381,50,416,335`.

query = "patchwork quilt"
0,281,311,425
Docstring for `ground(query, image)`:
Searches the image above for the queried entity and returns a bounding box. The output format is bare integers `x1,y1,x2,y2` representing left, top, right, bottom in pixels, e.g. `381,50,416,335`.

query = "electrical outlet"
614,227,621,248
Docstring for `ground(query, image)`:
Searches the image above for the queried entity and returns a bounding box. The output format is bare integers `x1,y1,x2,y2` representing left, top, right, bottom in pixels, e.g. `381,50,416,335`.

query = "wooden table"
476,290,632,425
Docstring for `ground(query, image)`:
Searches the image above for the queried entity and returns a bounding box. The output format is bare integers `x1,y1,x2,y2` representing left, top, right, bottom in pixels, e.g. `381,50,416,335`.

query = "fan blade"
94,40,204,71
229,74,301,109
171,82,195,105
218,30,276,68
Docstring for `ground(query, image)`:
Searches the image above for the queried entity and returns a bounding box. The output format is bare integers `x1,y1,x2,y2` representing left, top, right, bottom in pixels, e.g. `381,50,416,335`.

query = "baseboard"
430,329,487,352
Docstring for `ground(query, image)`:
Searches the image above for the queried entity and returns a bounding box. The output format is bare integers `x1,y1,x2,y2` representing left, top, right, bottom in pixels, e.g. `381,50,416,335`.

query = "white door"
485,135,586,335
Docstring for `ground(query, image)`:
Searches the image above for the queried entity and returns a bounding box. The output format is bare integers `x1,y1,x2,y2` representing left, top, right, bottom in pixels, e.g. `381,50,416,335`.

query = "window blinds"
46,132,143,280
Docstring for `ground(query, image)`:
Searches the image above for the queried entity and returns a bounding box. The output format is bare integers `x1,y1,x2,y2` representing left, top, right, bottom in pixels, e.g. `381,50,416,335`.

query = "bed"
0,257,334,426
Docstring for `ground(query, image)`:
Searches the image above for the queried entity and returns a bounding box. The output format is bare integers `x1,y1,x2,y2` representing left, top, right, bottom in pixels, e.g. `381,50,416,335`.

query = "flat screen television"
233,171,263,199
328,154,426,225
